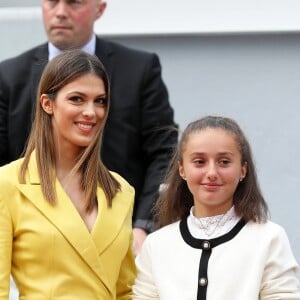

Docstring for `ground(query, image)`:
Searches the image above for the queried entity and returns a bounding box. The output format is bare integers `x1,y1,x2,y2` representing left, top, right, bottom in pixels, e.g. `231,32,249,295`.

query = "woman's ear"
40,94,53,115
178,161,186,180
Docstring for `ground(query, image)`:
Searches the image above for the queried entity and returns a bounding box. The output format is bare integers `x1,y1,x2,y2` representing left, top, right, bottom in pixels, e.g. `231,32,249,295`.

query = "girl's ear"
40,94,53,115
241,161,247,180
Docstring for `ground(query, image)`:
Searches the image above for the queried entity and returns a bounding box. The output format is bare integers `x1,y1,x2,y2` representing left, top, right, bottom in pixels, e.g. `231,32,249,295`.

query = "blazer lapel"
91,185,132,255
16,154,110,289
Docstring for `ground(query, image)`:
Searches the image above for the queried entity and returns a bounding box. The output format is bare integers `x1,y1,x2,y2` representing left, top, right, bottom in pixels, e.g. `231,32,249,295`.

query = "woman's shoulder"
0,158,24,183
0,158,25,207
109,171,135,198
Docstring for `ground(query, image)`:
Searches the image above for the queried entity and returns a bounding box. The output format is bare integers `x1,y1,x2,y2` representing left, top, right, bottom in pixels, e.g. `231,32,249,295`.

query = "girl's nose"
206,162,218,180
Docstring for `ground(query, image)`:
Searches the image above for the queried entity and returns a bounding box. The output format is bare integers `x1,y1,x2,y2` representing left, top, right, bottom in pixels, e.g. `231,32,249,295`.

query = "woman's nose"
82,103,96,119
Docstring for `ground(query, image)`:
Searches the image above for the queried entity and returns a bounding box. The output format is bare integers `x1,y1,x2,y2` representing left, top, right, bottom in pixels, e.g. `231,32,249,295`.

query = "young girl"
133,115,300,300
0,50,136,299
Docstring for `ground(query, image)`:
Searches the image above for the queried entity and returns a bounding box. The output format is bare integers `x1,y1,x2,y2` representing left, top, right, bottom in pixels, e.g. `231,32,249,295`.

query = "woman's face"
41,73,107,155
179,128,247,217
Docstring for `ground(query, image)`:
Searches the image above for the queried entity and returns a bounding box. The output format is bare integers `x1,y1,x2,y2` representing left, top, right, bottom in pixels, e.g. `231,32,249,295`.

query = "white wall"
106,2,300,271
96,0,300,35
113,35,300,271
4,0,299,34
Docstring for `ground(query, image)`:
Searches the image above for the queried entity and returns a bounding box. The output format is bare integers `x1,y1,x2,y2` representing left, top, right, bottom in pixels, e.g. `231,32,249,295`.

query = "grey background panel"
0,0,39,7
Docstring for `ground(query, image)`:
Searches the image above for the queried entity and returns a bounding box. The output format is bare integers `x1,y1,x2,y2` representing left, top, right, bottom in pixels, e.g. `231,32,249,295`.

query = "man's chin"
50,38,74,51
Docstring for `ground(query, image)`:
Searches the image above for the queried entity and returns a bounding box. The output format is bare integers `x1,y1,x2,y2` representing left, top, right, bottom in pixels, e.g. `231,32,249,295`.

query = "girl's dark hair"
154,115,269,228
20,49,120,211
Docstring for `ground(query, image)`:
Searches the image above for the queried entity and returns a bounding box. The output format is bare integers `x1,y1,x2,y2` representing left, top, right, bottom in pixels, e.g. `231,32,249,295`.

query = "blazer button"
202,241,211,250
199,277,208,286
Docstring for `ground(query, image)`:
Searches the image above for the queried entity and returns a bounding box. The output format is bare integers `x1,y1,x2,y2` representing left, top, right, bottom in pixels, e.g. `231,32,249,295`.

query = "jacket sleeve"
116,195,137,300
133,53,178,231
116,231,137,300
132,237,159,300
260,225,300,299
0,186,13,299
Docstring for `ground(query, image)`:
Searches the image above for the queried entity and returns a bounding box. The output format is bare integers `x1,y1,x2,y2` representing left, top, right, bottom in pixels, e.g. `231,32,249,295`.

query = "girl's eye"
219,159,230,166
194,159,204,165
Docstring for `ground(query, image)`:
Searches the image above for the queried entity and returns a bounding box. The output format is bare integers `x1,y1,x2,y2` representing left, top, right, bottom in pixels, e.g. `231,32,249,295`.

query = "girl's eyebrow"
218,151,234,156
190,151,234,156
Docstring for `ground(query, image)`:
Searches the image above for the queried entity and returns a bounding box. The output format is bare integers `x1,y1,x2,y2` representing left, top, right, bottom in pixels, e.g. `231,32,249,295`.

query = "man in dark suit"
0,0,177,255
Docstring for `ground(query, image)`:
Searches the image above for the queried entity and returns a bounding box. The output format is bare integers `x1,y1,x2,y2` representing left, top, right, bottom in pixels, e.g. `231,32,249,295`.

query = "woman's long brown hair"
19,50,120,211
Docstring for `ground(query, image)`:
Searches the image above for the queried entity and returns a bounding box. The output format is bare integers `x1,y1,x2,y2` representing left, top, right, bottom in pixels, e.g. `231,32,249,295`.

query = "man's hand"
133,228,148,256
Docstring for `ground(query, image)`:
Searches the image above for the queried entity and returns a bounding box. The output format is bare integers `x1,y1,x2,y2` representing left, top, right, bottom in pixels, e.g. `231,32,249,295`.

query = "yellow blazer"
0,154,136,299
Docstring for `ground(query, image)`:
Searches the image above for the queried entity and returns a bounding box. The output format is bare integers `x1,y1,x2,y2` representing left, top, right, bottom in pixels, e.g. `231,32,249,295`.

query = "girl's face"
179,128,247,217
41,73,107,155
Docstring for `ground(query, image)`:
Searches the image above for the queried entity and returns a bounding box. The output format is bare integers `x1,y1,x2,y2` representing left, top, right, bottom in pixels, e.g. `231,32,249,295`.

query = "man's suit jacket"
0,37,178,229
0,154,136,299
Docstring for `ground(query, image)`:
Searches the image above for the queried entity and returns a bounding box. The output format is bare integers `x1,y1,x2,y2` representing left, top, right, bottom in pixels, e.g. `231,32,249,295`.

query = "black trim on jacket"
179,218,246,300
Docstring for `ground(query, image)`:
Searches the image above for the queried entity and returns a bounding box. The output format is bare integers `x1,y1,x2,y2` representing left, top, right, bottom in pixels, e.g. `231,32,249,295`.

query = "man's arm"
133,53,178,233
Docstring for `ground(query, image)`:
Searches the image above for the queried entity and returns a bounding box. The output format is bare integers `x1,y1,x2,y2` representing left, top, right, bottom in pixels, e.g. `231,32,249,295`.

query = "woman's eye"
69,96,82,103
95,98,107,106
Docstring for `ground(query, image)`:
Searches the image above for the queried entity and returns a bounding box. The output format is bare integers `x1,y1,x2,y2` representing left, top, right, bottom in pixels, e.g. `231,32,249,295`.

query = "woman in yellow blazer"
0,50,136,299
